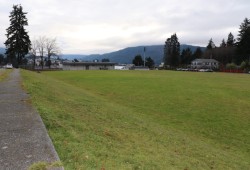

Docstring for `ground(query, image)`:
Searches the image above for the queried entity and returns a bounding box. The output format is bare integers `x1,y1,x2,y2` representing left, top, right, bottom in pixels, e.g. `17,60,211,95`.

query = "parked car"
6,63,13,69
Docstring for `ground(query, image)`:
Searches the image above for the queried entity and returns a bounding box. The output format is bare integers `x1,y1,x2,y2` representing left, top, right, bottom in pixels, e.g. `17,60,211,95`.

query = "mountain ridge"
1,45,205,65
62,44,205,65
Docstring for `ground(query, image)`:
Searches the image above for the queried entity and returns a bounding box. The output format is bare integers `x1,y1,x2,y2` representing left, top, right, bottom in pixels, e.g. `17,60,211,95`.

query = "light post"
143,47,146,67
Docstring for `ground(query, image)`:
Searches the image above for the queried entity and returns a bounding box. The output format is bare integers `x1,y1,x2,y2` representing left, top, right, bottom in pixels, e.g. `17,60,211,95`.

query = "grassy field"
21,70,250,170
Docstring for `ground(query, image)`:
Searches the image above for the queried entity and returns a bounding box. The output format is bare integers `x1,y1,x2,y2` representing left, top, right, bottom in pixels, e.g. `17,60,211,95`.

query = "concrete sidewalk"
0,69,63,169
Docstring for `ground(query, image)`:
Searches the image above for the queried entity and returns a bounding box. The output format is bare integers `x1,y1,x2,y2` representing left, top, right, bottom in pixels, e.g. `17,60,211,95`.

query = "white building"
191,59,219,69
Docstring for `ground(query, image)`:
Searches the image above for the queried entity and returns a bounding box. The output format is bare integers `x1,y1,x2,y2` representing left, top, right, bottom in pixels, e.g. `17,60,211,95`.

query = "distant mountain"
61,54,87,60
82,45,165,64
0,47,5,54
62,44,206,65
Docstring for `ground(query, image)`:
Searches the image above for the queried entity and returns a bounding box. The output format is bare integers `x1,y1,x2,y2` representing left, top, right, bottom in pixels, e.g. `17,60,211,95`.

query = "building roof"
63,62,117,66
192,59,219,63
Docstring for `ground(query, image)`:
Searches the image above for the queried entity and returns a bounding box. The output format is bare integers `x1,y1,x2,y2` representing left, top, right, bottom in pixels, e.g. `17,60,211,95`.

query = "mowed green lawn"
21,70,250,169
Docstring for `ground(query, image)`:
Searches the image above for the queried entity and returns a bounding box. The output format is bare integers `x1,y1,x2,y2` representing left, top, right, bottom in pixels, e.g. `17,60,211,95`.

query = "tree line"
164,18,250,70
132,55,155,68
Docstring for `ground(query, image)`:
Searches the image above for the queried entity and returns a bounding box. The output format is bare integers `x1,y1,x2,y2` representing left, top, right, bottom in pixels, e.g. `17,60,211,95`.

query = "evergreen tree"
220,39,226,47
180,48,193,65
145,57,155,68
205,38,216,59
226,32,235,47
206,38,216,49
237,18,250,63
132,55,144,66
164,33,180,68
0,54,5,64
192,47,203,59
4,4,31,67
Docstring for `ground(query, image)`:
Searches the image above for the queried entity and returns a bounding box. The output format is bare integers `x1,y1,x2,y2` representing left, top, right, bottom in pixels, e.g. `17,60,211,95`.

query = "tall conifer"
226,32,235,47
5,4,31,66
237,18,250,63
164,33,180,68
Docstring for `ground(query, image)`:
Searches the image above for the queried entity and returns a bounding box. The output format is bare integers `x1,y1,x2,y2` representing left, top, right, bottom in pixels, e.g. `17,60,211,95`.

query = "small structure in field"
62,62,116,70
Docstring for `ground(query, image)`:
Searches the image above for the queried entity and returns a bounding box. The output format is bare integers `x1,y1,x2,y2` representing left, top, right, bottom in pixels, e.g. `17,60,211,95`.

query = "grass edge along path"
21,70,250,170
0,69,12,81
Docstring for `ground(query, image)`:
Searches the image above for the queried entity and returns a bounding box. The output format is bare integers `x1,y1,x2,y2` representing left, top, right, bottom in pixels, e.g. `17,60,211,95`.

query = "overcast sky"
0,0,249,54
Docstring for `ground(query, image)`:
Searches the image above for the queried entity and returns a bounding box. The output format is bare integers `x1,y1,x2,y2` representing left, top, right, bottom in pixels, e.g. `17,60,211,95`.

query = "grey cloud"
0,0,249,54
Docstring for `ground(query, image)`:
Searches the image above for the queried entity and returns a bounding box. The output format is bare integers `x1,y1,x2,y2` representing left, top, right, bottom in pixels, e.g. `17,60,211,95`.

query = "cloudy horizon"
0,0,249,54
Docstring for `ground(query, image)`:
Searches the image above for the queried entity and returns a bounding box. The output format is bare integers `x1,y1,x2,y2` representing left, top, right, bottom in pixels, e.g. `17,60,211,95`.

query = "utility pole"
143,47,146,67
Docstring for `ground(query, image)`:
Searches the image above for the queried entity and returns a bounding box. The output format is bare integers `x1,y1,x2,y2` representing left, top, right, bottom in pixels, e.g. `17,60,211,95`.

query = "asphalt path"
0,69,63,170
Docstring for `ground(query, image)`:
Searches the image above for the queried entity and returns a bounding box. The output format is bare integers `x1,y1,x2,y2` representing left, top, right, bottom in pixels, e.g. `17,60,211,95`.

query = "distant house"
191,59,219,69
63,62,116,70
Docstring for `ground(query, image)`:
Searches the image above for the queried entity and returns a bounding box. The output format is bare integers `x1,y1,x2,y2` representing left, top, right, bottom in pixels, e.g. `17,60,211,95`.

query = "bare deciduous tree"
30,38,38,69
31,36,61,69
45,38,61,68
37,36,46,69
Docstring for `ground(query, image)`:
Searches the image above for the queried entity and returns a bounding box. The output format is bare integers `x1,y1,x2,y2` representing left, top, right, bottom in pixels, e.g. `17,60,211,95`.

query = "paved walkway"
0,69,63,169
